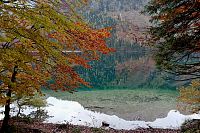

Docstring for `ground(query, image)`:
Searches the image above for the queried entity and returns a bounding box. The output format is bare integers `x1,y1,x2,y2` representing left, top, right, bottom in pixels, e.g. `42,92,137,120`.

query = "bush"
178,80,200,113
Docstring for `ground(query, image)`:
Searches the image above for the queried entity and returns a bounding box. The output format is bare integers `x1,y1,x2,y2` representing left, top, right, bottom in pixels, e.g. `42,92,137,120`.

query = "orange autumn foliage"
0,0,114,103
0,0,114,131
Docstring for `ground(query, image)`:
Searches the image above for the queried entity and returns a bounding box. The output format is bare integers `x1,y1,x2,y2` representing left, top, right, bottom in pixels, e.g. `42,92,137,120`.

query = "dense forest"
89,0,149,12
75,0,179,89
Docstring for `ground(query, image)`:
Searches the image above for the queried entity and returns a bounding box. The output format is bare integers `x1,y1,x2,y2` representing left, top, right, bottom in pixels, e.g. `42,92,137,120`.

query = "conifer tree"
144,0,200,80
145,0,200,113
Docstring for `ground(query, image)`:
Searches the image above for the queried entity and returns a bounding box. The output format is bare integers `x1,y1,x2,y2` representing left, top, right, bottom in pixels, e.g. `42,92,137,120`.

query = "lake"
44,88,179,121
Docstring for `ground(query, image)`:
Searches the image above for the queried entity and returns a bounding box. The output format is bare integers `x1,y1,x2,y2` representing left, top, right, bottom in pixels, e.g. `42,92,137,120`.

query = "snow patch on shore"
0,97,200,130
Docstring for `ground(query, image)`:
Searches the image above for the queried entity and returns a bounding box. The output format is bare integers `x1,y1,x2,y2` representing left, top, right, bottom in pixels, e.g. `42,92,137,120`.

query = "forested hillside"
90,0,149,12
76,0,179,89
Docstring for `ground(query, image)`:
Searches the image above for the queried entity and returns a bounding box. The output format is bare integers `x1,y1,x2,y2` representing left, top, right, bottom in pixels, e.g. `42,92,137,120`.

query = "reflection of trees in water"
76,40,146,88
115,57,156,87
76,10,149,88
76,5,176,89
76,48,178,89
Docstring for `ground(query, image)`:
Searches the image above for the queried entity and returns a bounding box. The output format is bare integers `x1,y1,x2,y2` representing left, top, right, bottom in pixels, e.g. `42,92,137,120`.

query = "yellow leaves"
0,94,9,105
0,0,113,106
191,80,200,88
9,82,17,88
178,80,200,113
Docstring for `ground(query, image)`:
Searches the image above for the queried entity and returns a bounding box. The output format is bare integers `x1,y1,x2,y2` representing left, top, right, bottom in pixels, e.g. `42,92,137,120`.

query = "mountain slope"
77,0,178,89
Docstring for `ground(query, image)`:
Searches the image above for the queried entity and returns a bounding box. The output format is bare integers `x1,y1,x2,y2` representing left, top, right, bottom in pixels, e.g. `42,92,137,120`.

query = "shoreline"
45,89,179,121
1,97,199,130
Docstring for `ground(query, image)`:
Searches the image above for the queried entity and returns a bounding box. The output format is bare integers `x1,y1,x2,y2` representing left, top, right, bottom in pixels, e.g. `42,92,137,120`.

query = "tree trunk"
0,89,12,133
1,66,17,133
16,99,23,118
16,105,21,118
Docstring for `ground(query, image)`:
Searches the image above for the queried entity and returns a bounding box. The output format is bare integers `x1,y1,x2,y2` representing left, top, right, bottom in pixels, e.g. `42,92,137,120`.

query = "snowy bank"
0,97,200,130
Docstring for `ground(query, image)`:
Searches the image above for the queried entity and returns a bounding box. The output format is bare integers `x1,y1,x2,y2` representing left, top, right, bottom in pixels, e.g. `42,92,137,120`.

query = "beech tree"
144,0,200,80
0,0,114,132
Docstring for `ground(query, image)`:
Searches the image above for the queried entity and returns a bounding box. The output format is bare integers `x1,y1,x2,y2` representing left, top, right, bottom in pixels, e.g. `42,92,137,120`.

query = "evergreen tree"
144,0,200,81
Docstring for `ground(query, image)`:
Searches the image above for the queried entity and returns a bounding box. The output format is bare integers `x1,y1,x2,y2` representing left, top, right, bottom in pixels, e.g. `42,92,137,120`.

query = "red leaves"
48,22,114,63
21,21,113,92
68,55,91,68
1,1,114,96
174,5,189,14
49,64,90,91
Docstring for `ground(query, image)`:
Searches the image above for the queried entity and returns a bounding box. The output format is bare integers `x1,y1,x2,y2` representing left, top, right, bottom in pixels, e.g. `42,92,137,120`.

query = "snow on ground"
0,97,200,130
